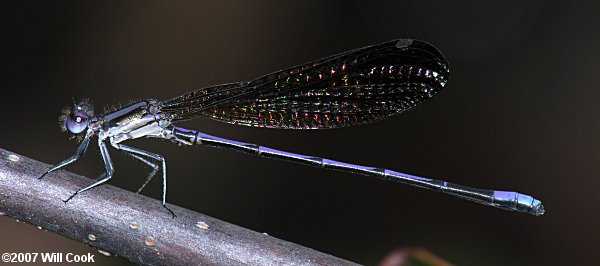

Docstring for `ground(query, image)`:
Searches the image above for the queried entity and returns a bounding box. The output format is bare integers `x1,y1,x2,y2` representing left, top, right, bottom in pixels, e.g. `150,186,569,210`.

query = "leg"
126,153,159,194
64,139,113,202
40,134,91,179
111,141,175,218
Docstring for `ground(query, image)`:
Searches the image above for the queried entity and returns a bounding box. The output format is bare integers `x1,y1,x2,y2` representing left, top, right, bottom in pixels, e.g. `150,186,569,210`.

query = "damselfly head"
60,101,94,135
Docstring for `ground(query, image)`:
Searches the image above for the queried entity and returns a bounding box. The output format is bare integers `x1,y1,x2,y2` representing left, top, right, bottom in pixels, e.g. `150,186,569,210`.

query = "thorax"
95,100,168,141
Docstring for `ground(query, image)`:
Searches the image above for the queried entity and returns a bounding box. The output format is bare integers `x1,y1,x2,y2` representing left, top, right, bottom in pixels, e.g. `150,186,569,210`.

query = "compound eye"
65,109,90,134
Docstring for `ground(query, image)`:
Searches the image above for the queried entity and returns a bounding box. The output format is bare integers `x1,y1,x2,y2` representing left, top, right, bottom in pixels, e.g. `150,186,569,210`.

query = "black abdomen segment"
170,126,544,216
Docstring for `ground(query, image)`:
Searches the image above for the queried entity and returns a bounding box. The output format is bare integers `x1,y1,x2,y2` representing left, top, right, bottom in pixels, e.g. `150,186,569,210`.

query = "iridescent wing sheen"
160,39,450,129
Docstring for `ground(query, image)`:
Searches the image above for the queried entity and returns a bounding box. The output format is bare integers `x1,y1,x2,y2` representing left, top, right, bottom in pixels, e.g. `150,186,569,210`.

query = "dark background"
2,1,598,265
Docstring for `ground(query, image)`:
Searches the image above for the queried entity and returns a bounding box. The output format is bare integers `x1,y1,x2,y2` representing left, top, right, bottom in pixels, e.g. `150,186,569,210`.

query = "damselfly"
40,39,544,217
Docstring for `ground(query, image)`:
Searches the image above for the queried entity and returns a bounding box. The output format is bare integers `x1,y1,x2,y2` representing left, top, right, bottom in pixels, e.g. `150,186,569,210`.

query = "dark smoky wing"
160,39,450,128
160,39,400,113
159,82,250,120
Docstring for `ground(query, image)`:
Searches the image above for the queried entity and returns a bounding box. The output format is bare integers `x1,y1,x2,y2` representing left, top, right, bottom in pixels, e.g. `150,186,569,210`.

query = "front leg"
64,139,114,202
40,132,92,179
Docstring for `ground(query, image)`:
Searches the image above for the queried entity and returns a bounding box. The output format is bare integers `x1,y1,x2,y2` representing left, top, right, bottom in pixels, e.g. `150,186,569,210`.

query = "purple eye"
65,102,94,134
65,110,89,134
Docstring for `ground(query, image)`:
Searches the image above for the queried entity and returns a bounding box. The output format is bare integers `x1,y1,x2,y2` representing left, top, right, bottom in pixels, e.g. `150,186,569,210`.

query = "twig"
0,148,358,265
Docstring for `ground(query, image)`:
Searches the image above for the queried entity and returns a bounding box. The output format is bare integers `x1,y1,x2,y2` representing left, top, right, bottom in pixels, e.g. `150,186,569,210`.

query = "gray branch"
0,148,358,265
